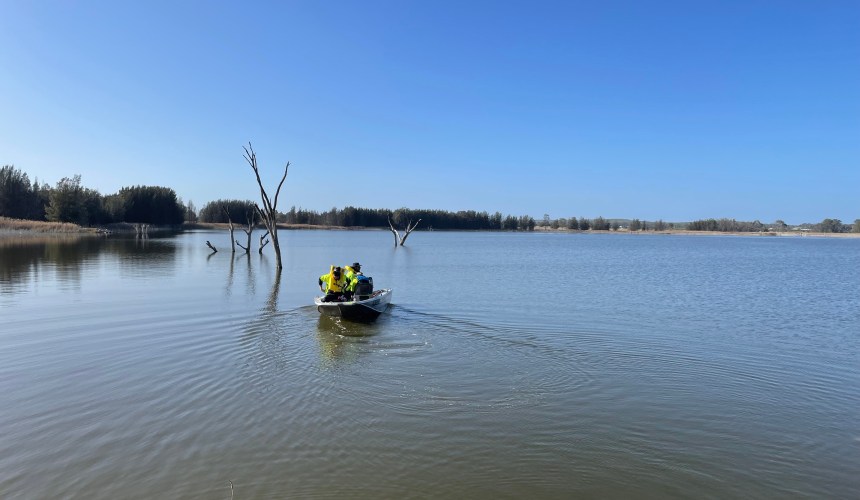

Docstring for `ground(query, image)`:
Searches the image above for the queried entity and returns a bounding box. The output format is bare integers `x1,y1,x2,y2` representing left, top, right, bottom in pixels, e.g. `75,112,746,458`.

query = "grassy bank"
0,217,101,235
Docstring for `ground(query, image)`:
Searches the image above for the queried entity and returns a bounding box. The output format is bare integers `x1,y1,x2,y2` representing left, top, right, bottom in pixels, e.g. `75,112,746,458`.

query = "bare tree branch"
272,162,290,211
238,207,255,254
400,218,422,245
259,231,270,254
388,216,422,246
244,144,273,214
222,205,236,253
387,216,400,247
206,240,217,253
244,143,290,269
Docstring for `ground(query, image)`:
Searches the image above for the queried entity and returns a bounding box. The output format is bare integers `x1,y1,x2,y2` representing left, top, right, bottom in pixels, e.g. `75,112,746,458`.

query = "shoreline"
531,228,860,238
2,217,858,239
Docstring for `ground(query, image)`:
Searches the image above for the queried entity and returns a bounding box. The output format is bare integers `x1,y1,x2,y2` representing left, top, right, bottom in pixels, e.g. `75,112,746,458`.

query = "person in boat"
342,262,362,301
318,265,348,302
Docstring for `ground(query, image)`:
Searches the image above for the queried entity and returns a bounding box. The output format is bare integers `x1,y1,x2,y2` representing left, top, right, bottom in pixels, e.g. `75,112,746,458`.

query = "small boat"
315,289,393,322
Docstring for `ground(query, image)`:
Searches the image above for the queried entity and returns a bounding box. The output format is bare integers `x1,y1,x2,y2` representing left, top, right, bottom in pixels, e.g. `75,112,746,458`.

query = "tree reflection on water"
0,236,178,292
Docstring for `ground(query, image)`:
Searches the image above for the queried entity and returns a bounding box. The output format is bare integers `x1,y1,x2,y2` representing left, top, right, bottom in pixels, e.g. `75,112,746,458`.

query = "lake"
1,230,858,499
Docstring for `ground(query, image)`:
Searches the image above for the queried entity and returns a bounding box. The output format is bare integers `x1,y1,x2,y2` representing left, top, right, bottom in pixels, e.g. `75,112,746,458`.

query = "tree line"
198,199,259,225
0,165,190,226
687,217,858,233
4,164,858,233
687,218,767,232
199,203,541,230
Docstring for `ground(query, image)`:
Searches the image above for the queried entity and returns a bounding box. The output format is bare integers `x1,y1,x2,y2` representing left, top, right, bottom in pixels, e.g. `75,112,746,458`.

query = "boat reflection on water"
317,314,374,336
315,313,390,365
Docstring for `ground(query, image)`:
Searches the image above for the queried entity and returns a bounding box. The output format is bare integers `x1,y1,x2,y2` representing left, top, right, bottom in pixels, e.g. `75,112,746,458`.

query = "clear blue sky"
1,1,857,224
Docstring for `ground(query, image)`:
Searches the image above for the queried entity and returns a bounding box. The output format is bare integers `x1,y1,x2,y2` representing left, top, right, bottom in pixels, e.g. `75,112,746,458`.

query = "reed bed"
0,217,98,234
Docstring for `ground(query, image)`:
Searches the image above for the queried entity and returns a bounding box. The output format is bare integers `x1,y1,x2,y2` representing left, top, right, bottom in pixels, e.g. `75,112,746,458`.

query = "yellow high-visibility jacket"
343,265,362,292
319,266,348,293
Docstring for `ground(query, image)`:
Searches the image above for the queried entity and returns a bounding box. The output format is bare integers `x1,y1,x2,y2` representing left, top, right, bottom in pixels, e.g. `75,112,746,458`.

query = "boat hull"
315,289,392,322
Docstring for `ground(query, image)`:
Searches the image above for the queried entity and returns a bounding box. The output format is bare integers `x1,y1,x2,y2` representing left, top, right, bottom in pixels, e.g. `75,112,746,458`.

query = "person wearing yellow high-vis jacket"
342,262,362,300
318,265,348,302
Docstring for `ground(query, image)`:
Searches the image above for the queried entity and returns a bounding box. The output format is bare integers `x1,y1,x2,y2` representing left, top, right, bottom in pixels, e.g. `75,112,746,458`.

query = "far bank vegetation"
0,166,187,233
2,165,858,235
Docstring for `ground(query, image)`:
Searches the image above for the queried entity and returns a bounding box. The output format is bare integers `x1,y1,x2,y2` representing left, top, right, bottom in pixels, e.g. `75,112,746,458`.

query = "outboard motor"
354,276,373,300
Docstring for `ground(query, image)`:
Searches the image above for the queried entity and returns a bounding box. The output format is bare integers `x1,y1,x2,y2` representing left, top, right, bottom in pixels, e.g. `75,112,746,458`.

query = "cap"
352,262,361,270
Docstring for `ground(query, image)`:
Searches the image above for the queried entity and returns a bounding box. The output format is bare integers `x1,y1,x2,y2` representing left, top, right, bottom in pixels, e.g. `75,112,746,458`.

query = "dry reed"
0,216,98,234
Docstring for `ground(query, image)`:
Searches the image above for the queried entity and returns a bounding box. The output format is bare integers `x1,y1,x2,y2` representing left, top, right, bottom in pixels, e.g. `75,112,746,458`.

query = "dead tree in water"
244,143,289,270
222,206,236,254
236,207,257,254
388,216,422,246
259,231,270,254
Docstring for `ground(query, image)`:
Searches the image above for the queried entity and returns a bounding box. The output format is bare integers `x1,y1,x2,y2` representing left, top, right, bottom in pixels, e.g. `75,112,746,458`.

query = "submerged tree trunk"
388,217,422,246
387,217,399,247
244,143,289,270
259,230,270,255
236,208,255,254
222,206,236,254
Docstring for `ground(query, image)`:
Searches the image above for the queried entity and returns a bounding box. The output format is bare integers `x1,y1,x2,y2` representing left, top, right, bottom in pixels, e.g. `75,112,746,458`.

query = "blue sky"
1,1,857,224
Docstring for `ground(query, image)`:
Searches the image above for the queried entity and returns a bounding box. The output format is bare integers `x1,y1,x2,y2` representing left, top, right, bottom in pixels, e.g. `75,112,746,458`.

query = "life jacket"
320,266,347,293
343,265,362,291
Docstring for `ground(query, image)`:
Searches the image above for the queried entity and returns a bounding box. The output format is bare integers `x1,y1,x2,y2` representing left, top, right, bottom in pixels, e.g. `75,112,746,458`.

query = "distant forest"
0,166,188,226
198,202,860,234
2,165,858,233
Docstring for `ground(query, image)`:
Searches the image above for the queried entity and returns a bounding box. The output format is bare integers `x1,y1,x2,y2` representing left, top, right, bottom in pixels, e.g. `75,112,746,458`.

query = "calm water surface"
1,230,858,499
